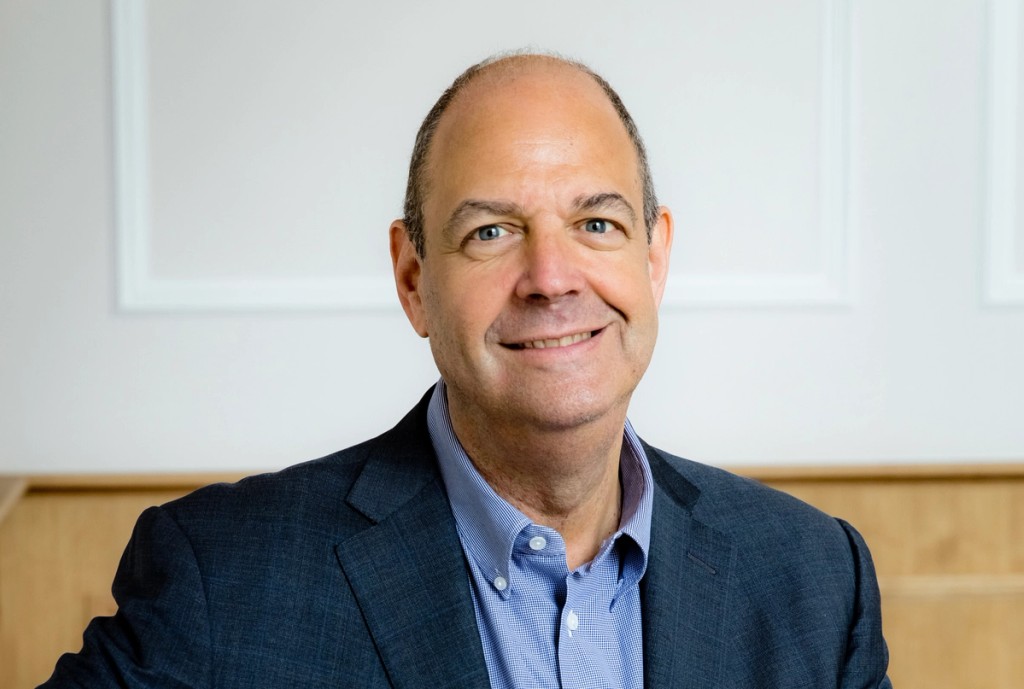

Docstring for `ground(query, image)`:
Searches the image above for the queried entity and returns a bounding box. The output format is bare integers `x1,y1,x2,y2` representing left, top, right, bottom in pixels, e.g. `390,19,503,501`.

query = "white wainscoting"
984,0,1024,304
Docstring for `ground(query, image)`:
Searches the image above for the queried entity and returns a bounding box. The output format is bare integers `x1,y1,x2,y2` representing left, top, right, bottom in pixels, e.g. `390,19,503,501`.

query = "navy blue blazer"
43,390,891,688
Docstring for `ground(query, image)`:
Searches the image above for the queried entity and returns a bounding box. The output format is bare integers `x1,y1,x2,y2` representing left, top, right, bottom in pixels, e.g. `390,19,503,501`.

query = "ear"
390,220,429,337
648,206,674,307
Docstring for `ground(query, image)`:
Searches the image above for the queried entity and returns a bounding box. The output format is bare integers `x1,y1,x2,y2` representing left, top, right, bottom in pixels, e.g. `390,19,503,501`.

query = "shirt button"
493,576,508,592
528,536,547,551
566,610,579,631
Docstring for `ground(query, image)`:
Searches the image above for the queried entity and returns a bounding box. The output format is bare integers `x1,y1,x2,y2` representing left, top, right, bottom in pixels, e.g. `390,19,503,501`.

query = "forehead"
423,63,640,211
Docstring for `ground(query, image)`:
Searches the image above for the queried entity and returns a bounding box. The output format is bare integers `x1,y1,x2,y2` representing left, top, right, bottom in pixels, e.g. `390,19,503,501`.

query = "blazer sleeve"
38,505,212,688
836,519,893,689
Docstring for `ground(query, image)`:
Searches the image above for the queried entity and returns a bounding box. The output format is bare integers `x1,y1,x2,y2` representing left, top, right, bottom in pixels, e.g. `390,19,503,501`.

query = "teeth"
521,331,592,349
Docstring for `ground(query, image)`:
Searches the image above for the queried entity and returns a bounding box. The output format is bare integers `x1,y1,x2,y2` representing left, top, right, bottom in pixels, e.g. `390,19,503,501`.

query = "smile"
504,330,598,350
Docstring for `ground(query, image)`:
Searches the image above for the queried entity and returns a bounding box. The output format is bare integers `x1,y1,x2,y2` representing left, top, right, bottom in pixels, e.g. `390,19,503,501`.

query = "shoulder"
163,438,372,525
161,389,438,535
646,446,881,660
644,446,889,684
137,448,372,581
646,444,860,572
153,409,437,566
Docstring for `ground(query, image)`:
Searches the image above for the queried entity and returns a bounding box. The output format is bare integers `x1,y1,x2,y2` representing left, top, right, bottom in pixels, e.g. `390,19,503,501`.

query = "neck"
447,398,627,570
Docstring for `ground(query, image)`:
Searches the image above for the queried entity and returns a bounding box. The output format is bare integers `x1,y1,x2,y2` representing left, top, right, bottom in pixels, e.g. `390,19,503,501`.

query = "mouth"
501,328,602,350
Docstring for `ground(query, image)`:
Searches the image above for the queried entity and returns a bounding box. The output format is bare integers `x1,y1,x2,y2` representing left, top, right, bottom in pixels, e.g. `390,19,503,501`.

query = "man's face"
392,64,672,434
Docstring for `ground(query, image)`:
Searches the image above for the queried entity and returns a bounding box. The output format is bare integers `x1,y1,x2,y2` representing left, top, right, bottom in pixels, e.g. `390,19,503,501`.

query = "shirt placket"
556,545,622,688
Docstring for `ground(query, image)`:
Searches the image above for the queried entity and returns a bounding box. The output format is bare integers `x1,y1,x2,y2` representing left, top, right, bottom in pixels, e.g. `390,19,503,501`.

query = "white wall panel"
653,0,851,307
113,0,851,311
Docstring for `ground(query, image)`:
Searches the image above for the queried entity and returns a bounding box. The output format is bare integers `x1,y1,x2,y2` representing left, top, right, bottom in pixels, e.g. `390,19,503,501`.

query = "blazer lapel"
335,396,489,689
642,446,735,689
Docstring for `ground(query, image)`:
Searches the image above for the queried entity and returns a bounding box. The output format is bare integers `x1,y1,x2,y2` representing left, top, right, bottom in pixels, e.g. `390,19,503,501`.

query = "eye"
473,225,509,241
583,218,612,234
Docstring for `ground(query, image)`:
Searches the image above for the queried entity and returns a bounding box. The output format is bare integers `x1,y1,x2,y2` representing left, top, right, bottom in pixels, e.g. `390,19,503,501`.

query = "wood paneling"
1,466,1022,688
768,470,1024,689
0,485,201,688
883,592,1024,689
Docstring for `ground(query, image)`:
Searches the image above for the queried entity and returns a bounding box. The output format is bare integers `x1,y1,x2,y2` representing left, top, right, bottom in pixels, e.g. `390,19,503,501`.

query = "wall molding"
110,0,396,311
984,0,1024,305
878,574,1024,598
112,0,852,312
665,0,852,308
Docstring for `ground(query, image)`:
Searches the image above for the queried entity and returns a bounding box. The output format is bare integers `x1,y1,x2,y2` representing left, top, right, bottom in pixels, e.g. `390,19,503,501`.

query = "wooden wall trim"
733,462,1024,481
880,575,1024,598
9,461,1024,492
19,473,250,492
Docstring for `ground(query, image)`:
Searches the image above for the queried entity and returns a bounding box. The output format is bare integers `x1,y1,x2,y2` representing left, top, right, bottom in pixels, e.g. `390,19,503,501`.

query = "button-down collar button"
528,535,547,551
493,576,508,592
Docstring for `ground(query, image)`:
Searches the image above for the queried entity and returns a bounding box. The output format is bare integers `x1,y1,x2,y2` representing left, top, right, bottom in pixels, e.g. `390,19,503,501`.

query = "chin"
513,386,633,432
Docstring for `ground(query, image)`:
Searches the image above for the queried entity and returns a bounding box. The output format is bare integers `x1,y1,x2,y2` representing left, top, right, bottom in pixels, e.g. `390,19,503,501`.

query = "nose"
514,225,585,302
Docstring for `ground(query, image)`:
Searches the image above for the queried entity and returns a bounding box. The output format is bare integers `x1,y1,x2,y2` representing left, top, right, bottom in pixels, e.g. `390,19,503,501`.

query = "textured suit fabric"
41,390,891,688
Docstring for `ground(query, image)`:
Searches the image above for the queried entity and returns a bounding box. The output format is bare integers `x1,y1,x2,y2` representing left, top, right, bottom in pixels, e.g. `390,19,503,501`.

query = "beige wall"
2,0,1023,473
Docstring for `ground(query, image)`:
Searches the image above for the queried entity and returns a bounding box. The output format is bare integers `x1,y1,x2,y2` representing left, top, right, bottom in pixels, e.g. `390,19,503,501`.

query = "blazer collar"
335,393,736,689
335,388,490,689
642,443,735,689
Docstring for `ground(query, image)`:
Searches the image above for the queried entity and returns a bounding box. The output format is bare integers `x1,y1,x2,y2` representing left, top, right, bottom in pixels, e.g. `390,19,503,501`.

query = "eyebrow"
572,192,637,225
441,192,638,240
442,199,525,240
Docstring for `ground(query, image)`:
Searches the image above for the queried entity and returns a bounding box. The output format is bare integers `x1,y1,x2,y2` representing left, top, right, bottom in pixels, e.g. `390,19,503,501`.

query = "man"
43,53,891,688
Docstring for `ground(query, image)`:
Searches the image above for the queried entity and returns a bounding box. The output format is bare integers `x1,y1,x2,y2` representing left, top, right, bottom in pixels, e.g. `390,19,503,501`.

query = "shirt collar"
428,380,652,593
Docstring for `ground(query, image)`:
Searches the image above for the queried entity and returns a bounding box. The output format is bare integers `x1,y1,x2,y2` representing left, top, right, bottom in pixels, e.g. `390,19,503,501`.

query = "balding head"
401,53,658,257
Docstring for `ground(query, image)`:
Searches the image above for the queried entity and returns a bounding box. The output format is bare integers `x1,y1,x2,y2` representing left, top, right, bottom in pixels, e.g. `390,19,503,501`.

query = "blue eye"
474,225,508,241
583,219,610,234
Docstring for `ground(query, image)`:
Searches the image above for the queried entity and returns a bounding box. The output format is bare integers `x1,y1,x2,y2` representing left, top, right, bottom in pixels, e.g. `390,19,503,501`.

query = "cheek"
422,272,502,342
593,257,657,311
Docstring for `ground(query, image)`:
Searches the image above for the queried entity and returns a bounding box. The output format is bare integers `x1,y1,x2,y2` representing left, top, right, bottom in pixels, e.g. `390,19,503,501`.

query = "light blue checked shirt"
428,381,653,689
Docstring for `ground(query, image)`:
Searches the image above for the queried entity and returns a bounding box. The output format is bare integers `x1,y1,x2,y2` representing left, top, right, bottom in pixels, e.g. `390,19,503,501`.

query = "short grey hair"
401,51,659,257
